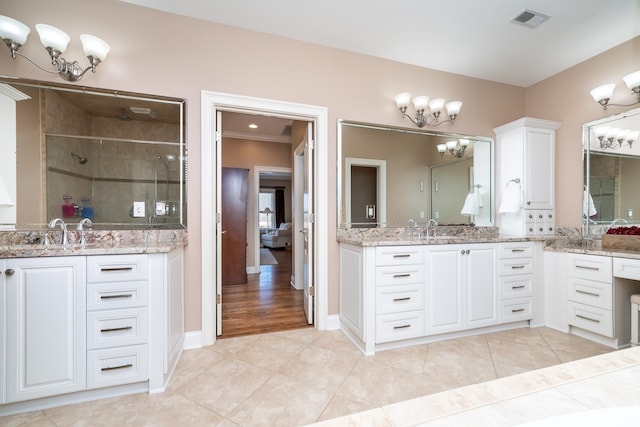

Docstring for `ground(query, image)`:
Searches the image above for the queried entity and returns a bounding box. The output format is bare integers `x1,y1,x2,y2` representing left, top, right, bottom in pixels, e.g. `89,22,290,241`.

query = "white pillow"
279,222,291,230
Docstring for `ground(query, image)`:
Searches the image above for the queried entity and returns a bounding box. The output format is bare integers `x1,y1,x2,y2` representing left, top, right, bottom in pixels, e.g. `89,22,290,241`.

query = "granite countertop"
0,229,187,258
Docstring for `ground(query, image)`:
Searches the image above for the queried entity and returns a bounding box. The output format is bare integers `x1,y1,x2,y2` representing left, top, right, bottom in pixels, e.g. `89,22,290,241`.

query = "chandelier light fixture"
590,70,640,110
437,139,469,158
0,15,110,82
593,126,639,150
394,92,462,127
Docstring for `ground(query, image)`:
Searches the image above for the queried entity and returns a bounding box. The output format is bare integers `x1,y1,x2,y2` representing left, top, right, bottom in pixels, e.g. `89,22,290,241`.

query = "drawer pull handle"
393,297,411,302
100,326,133,333
511,249,525,253
393,273,411,278
393,324,411,330
576,290,600,298
100,294,133,300
511,285,526,289
511,265,525,270
100,267,134,272
101,363,133,372
576,265,599,271
392,254,411,258
576,314,600,323
511,308,525,313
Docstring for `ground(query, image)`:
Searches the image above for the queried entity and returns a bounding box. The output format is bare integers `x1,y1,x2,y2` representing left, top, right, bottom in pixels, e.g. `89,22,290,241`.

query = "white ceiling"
121,0,640,88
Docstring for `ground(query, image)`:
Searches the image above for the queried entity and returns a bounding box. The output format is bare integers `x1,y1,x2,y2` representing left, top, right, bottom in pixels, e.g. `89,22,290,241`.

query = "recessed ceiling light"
249,123,258,129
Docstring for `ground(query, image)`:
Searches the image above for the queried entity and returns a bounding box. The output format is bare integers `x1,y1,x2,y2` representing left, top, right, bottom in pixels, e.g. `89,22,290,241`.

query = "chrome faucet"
610,218,629,229
77,218,92,245
427,219,438,238
48,218,69,245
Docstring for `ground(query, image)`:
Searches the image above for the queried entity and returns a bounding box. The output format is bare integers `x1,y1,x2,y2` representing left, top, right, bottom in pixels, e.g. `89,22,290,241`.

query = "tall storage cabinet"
495,117,561,236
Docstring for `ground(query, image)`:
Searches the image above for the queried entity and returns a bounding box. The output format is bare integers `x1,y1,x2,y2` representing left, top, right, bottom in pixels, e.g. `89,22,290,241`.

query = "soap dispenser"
61,195,75,218
81,197,94,220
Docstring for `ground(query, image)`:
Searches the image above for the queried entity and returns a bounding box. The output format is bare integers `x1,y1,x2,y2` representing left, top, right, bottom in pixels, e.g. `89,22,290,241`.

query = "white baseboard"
183,330,203,350
325,314,341,330
246,265,260,274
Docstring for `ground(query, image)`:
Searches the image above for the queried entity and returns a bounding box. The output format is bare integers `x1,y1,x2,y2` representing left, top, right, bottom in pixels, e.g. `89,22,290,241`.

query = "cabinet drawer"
87,281,148,311
87,308,148,350
87,255,148,283
567,254,612,283
375,264,424,286
499,275,533,299
499,242,534,259
375,246,423,266
375,311,424,343
498,259,533,276
375,285,424,314
613,257,640,281
568,301,613,337
500,298,532,322
86,344,149,389
568,277,612,310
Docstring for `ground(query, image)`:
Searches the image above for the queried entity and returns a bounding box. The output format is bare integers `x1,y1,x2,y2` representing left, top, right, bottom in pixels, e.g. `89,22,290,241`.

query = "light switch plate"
133,201,145,217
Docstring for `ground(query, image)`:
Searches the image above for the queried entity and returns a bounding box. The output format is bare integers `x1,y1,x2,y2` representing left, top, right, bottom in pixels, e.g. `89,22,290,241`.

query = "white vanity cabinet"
0,247,184,415
495,117,560,236
4,256,86,403
498,242,535,323
85,255,149,390
425,243,498,334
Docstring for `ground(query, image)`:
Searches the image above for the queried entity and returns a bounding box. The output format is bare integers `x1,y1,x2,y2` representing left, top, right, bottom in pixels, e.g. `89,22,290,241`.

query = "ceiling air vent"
510,9,550,29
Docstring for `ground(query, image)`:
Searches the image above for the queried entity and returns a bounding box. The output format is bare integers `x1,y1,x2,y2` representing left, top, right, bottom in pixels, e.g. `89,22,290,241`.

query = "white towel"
583,190,597,217
499,183,522,214
461,191,483,216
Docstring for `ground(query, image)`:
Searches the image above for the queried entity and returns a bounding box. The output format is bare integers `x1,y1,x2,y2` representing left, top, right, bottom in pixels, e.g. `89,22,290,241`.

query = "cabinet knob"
4,269,14,276
527,201,531,205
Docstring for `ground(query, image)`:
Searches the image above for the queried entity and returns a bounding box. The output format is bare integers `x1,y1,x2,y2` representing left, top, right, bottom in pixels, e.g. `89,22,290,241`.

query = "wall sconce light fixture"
395,92,462,127
593,126,639,150
0,15,110,82
437,139,469,158
590,71,640,110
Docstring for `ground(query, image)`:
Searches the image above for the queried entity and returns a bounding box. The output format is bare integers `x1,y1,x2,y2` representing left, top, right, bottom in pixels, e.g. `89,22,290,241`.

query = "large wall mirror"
338,120,494,228
0,76,186,230
583,107,640,236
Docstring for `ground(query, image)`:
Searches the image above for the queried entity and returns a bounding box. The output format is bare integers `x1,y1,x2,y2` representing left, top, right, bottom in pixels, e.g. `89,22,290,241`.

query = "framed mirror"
0,76,187,230
338,120,494,228
582,107,640,237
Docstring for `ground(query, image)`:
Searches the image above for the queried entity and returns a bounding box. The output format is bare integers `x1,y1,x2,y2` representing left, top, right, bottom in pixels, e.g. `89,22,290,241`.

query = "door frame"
344,157,387,225
201,91,328,346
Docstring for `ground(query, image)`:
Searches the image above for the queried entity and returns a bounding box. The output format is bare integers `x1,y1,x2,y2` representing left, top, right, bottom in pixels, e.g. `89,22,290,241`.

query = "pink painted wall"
3,0,636,333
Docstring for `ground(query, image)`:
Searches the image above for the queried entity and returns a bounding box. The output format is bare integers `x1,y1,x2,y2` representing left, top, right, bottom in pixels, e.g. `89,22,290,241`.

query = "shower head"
71,152,88,165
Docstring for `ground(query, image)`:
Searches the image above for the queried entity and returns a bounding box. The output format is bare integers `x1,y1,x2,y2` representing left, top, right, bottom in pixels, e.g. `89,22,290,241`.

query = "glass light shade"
606,127,620,139
436,144,446,153
594,126,609,138
617,129,630,139
80,34,110,61
445,101,462,115
394,92,411,109
590,84,615,102
459,138,470,147
0,15,30,45
628,131,640,142
412,96,429,111
623,71,640,90
35,23,70,53
446,140,458,149
428,98,445,113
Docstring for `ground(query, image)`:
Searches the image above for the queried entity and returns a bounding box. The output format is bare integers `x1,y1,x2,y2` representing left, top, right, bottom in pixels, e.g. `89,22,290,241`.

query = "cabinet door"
524,127,554,209
426,246,463,334
165,248,184,374
465,245,498,328
6,256,86,402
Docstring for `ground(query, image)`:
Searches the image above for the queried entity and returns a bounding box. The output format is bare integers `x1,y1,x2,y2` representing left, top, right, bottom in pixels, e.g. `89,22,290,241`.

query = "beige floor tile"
233,333,306,371
272,326,319,344
177,357,273,417
316,394,373,422
309,330,364,357
167,346,228,391
229,374,334,427
0,411,55,427
370,343,429,375
488,336,561,371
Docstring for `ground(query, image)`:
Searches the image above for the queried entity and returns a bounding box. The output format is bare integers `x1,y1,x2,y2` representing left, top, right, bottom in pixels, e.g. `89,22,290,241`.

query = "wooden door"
221,167,248,285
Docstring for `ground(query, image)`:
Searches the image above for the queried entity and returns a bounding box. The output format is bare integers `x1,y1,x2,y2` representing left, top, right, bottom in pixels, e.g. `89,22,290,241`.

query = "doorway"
201,92,329,346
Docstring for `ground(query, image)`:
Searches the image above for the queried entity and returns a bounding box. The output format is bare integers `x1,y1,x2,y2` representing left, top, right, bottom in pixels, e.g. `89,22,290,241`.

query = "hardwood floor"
220,247,311,338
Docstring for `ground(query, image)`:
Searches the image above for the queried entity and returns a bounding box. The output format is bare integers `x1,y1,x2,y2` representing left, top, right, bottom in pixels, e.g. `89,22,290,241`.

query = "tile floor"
0,326,615,426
